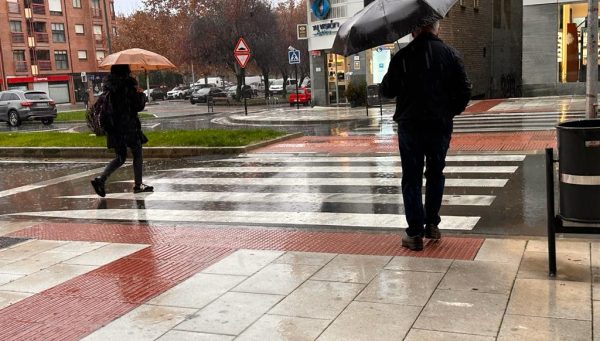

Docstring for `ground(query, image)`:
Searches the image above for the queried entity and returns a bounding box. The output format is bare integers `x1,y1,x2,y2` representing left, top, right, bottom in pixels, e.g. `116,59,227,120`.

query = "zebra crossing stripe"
217,155,527,163
165,166,519,174
61,192,496,206
11,209,480,230
129,177,509,187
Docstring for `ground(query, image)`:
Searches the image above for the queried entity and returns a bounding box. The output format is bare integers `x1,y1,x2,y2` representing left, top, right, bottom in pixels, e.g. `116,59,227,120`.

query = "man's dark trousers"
398,128,451,238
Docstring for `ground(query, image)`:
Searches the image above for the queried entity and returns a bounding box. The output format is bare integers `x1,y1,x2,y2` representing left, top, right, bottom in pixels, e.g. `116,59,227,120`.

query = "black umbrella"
331,0,458,56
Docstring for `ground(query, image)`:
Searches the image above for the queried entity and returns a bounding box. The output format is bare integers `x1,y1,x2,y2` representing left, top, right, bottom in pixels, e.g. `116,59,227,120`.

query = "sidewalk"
0,220,595,340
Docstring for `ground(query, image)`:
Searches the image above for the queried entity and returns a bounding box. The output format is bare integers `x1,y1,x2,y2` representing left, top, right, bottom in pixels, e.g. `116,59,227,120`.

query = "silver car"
0,90,58,127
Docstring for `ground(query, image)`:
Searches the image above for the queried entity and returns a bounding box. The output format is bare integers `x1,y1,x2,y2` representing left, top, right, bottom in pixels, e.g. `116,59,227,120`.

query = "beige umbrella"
98,48,177,97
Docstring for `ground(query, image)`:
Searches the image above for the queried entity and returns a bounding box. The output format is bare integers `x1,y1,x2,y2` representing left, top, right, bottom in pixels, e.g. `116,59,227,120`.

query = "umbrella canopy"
98,48,176,71
331,0,458,56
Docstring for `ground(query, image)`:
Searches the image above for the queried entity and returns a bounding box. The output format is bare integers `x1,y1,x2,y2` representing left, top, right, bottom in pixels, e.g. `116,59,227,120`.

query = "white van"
269,79,297,95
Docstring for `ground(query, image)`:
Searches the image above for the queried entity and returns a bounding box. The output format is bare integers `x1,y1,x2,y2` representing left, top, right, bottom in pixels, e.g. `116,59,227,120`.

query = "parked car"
0,90,57,127
190,87,227,104
269,79,298,95
225,85,237,98
288,87,312,106
144,88,166,101
167,86,189,100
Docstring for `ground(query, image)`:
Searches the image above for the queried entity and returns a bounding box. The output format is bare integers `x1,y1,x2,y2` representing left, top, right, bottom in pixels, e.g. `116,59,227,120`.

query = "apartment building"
0,0,116,103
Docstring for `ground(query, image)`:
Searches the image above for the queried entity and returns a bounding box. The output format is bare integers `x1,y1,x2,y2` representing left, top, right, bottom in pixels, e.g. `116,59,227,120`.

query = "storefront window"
559,2,600,83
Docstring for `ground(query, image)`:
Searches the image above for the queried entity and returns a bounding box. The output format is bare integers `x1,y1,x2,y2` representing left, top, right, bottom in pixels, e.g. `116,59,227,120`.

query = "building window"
93,25,103,43
51,23,66,43
75,24,84,34
55,50,69,69
96,50,106,62
10,21,22,32
49,0,62,15
112,26,118,36
35,50,52,70
78,50,87,60
7,0,20,13
13,50,27,73
73,0,81,8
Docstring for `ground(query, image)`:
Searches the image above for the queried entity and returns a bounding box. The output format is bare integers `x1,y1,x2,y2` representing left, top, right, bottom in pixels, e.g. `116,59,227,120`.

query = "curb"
0,133,303,159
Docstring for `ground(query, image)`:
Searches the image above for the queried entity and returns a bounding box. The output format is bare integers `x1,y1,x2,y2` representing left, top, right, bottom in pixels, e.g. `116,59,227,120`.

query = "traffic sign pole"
234,37,251,116
295,64,299,110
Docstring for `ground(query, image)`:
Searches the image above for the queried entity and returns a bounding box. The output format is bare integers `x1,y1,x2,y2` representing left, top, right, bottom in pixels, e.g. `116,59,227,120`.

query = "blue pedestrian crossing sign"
288,50,301,64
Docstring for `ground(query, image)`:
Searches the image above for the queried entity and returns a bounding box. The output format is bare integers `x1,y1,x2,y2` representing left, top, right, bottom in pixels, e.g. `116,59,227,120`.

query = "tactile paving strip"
252,132,557,154
2,222,483,340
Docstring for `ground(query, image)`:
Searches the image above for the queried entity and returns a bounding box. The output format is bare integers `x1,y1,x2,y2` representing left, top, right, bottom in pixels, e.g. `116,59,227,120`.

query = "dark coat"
380,32,471,134
102,75,147,149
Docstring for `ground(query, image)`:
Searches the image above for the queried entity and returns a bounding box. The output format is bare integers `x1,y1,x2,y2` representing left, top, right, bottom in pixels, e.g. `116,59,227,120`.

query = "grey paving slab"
273,252,336,267
517,251,591,282
527,240,590,254
232,263,321,295
236,314,330,341
201,249,284,276
474,239,526,265
147,273,246,309
175,292,283,336
385,256,452,273
317,301,420,341
82,305,196,341
414,290,508,336
507,278,592,321
595,301,600,341
592,243,600,301
158,331,234,341
498,314,591,341
269,280,364,320
310,254,392,284
356,270,444,307
439,260,518,294
405,329,495,341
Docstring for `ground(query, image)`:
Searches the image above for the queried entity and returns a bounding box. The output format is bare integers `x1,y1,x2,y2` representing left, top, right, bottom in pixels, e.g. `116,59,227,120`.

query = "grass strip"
56,111,153,122
0,129,284,147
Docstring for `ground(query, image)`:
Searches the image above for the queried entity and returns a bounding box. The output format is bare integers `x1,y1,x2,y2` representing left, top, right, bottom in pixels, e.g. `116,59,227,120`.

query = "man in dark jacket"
91,64,153,197
381,21,471,251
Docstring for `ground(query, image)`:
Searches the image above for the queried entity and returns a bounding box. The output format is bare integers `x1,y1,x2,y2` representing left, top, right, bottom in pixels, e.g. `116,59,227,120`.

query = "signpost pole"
243,67,248,116
295,64,299,110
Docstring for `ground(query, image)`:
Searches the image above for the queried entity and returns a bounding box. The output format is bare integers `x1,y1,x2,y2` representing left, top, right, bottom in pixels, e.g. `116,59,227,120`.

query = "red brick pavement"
1,222,484,340
254,131,557,154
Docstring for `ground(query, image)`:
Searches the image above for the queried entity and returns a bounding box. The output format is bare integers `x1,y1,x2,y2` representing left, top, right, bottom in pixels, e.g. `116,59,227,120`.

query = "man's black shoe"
425,224,442,240
91,177,106,197
401,233,424,251
133,184,154,193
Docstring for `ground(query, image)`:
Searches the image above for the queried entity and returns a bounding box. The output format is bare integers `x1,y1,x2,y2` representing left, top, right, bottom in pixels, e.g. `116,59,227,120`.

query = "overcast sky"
114,0,144,15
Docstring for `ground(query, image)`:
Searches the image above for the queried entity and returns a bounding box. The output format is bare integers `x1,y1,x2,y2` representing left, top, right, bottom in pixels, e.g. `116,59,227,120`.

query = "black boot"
91,177,106,197
401,233,424,251
133,183,154,193
425,224,442,240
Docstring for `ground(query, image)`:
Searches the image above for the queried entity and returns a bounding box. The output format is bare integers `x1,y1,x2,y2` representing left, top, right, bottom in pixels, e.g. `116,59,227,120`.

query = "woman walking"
91,64,153,197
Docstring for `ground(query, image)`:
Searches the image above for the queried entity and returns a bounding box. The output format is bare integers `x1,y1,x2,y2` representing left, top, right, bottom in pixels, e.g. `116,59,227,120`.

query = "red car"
288,87,311,106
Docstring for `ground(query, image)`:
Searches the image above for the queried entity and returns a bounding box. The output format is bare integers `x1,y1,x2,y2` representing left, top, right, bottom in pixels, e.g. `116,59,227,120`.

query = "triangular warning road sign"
235,53,251,68
234,37,251,54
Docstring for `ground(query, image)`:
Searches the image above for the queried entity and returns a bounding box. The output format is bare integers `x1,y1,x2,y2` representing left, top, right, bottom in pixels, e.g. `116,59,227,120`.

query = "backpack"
86,91,114,136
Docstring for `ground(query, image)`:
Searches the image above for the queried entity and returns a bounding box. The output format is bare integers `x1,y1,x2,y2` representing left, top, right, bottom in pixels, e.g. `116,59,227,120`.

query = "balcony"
14,61,28,73
35,32,49,44
91,7,102,18
31,3,45,15
11,32,25,44
38,60,52,71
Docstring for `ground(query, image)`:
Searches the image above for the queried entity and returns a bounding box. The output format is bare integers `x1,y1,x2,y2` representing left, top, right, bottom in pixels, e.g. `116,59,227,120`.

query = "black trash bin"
366,85,380,107
557,119,600,223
